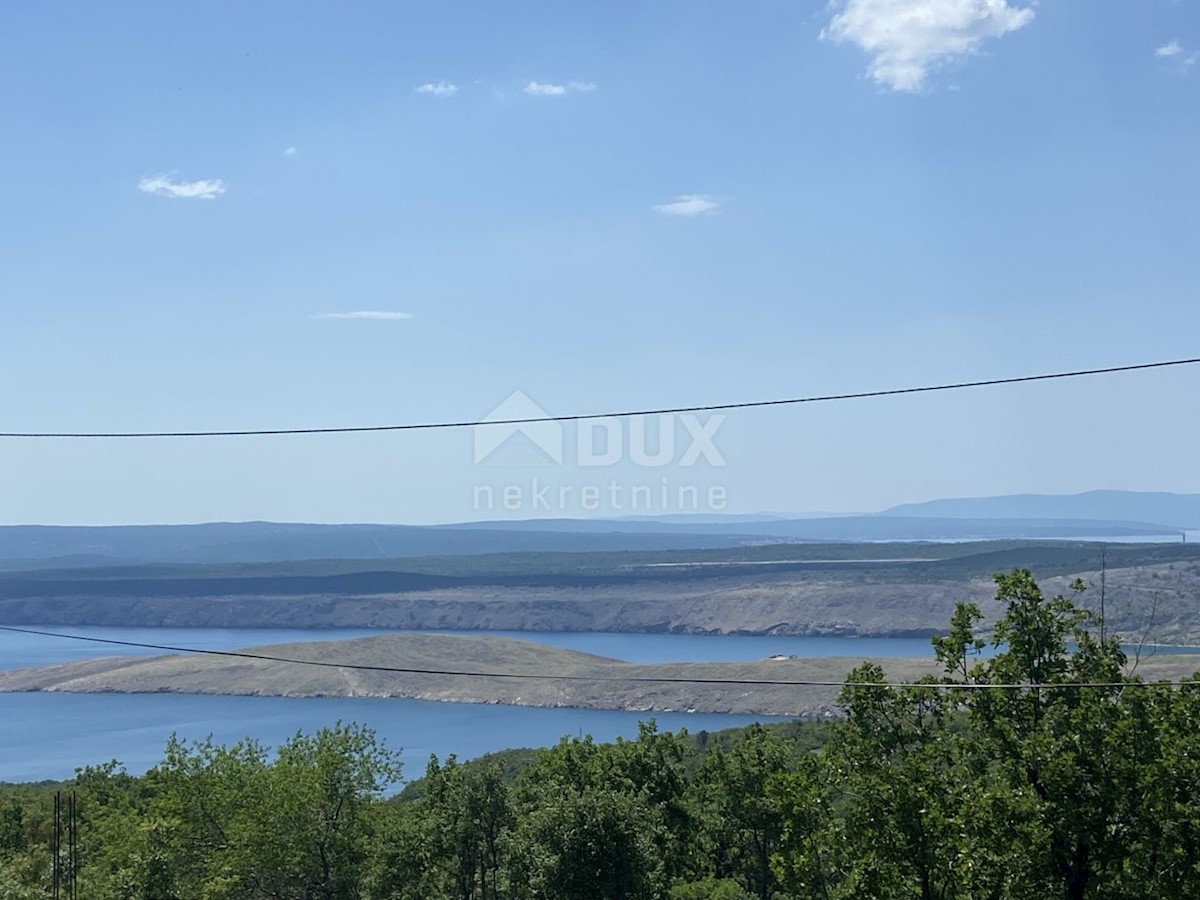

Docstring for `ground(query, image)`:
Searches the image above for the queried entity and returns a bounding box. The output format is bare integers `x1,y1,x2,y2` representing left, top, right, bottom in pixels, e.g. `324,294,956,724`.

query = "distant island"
879,489,1200,527
0,632,883,717
3,632,1199,717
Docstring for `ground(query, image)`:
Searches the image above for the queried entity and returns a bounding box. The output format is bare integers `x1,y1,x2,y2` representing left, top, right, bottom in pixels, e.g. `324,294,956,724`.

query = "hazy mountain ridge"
2,489,1195,568
0,523,770,567
881,490,1200,528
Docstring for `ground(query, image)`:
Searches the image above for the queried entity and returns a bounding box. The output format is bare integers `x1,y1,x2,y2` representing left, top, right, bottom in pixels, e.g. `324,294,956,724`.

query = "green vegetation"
393,721,835,803
2,570,1199,898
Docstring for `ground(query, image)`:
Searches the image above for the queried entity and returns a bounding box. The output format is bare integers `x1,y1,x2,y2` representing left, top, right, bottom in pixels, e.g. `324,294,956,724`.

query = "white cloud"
284,146,297,156
823,0,1035,92
137,174,227,200
525,82,566,96
311,311,414,321
1156,40,1198,70
524,80,595,96
416,81,459,97
653,195,720,217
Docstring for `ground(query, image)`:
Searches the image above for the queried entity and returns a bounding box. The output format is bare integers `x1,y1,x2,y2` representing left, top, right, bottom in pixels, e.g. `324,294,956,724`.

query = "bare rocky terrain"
2,543,1198,650
0,576,981,635
3,632,1198,717
3,560,1199,642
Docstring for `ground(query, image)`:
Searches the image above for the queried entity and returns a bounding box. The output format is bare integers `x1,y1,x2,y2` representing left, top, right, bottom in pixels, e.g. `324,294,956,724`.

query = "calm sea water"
6,626,1195,672
2,626,1195,784
0,692,780,784
0,626,944,671
0,627,918,783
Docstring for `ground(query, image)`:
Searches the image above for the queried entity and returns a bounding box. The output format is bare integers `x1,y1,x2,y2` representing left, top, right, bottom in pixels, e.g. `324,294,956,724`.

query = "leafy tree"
968,572,1134,898
502,731,670,899
506,786,664,900
82,723,400,899
820,666,966,899
694,724,795,899
607,722,697,883
769,756,834,900
668,877,754,899
417,754,512,900
365,800,441,900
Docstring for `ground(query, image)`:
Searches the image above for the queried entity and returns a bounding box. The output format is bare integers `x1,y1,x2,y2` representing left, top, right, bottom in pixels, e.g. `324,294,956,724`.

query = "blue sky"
1,0,1198,525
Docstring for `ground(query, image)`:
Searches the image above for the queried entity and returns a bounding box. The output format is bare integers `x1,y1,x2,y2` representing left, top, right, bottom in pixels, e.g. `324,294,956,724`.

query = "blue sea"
2,626,1194,783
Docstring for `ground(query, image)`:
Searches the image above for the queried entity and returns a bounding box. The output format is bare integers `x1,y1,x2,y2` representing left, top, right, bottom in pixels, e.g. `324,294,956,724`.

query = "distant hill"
0,632,930,716
882,491,1200,529
4,631,1198,717
0,523,771,567
4,541,1200,641
448,515,1182,541
1,491,1194,566
0,516,1185,568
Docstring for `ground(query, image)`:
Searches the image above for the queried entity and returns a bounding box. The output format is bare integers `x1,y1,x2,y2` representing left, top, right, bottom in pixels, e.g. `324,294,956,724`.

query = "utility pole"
69,791,78,900
1099,546,1107,645
51,790,78,899
52,791,59,900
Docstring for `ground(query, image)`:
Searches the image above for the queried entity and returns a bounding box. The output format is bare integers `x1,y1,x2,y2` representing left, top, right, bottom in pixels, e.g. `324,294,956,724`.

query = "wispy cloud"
311,311,414,321
653,195,720,217
416,81,459,97
1156,40,1198,71
284,146,298,156
137,174,227,200
822,0,1035,92
523,80,595,96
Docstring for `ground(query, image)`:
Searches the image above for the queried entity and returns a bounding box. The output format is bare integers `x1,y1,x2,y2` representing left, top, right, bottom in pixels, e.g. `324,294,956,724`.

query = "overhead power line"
2,356,1198,438
0,625,1193,691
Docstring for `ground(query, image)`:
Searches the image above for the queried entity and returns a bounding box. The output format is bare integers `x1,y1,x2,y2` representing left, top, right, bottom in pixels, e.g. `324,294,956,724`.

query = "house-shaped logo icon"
473,391,564,466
